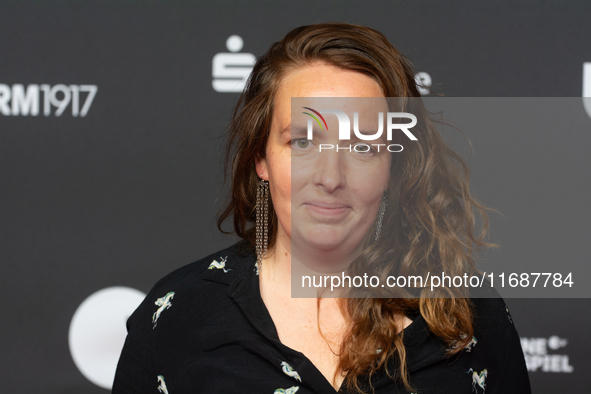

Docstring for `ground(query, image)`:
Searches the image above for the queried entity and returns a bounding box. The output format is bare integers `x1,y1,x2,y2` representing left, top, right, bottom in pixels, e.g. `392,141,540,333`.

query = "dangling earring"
255,179,269,274
374,192,387,241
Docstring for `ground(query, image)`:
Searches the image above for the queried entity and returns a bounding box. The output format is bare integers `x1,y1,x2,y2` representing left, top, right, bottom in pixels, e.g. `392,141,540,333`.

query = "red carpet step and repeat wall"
1,2,590,393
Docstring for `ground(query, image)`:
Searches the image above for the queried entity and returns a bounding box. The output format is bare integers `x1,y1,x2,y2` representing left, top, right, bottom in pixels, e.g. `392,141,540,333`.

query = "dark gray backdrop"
1,1,589,393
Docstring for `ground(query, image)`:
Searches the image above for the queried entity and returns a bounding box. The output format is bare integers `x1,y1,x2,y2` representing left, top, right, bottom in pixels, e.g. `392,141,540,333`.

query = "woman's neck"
261,230,363,299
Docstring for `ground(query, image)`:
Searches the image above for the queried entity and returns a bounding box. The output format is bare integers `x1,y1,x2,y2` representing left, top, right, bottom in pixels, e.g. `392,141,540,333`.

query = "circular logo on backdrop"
68,286,146,389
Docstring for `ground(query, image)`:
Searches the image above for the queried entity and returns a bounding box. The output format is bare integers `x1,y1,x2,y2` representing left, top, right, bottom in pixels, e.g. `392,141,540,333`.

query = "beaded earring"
255,179,269,273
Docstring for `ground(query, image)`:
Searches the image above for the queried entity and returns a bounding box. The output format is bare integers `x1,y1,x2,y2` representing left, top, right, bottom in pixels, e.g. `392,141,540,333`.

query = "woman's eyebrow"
287,126,309,138
280,125,291,135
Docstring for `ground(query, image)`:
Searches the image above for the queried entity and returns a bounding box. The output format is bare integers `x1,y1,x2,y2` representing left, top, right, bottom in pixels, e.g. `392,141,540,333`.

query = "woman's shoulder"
126,241,255,331
149,241,254,294
464,284,531,393
113,242,257,393
465,283,529,381
468,283,517,336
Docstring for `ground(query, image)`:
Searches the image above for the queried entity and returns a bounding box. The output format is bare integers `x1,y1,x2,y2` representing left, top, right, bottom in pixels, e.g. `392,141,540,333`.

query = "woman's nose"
313,149,346,193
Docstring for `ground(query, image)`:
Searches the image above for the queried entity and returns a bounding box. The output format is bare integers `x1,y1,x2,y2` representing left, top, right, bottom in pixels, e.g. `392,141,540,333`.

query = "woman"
113,23,530,394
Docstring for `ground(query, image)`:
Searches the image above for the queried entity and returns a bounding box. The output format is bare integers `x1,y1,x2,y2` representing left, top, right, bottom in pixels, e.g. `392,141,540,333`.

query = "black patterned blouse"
112,242,531,394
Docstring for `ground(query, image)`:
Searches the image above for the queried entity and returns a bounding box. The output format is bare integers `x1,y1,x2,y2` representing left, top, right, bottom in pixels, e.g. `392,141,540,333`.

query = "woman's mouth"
303,201,351,219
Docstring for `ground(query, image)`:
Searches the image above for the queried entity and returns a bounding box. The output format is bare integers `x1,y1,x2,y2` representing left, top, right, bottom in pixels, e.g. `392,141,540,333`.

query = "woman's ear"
255,156,269,181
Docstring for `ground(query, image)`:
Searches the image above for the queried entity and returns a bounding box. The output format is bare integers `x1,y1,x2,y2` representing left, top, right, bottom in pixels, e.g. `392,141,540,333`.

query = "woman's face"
256,63,391,265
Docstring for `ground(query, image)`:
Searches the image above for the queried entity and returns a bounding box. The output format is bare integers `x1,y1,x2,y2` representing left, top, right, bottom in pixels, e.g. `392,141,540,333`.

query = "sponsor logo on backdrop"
520,336,574,373
212,35,256,93
0,84,97,117
69,287,146,389
583,62,591,119
414,71,432,95
211,36,432,95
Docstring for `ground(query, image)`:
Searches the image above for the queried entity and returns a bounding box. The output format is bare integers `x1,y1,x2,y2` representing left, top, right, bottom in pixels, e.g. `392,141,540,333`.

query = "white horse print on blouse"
274,387,299,394
157,375,169,394
281,361,302,382
464,336,478,352
208,256,232,273
467,368,488,393
152,292,175,329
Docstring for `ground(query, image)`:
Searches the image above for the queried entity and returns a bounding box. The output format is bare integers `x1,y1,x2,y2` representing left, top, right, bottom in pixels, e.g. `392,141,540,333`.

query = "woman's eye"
292,139,310,149
353,143,373,154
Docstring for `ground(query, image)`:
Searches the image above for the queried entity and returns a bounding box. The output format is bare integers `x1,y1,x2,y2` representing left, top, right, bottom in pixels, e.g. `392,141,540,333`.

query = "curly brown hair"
218,22,493,393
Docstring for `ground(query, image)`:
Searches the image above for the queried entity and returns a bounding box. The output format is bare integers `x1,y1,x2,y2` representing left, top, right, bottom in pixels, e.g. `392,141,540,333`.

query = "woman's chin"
291,228,356,255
